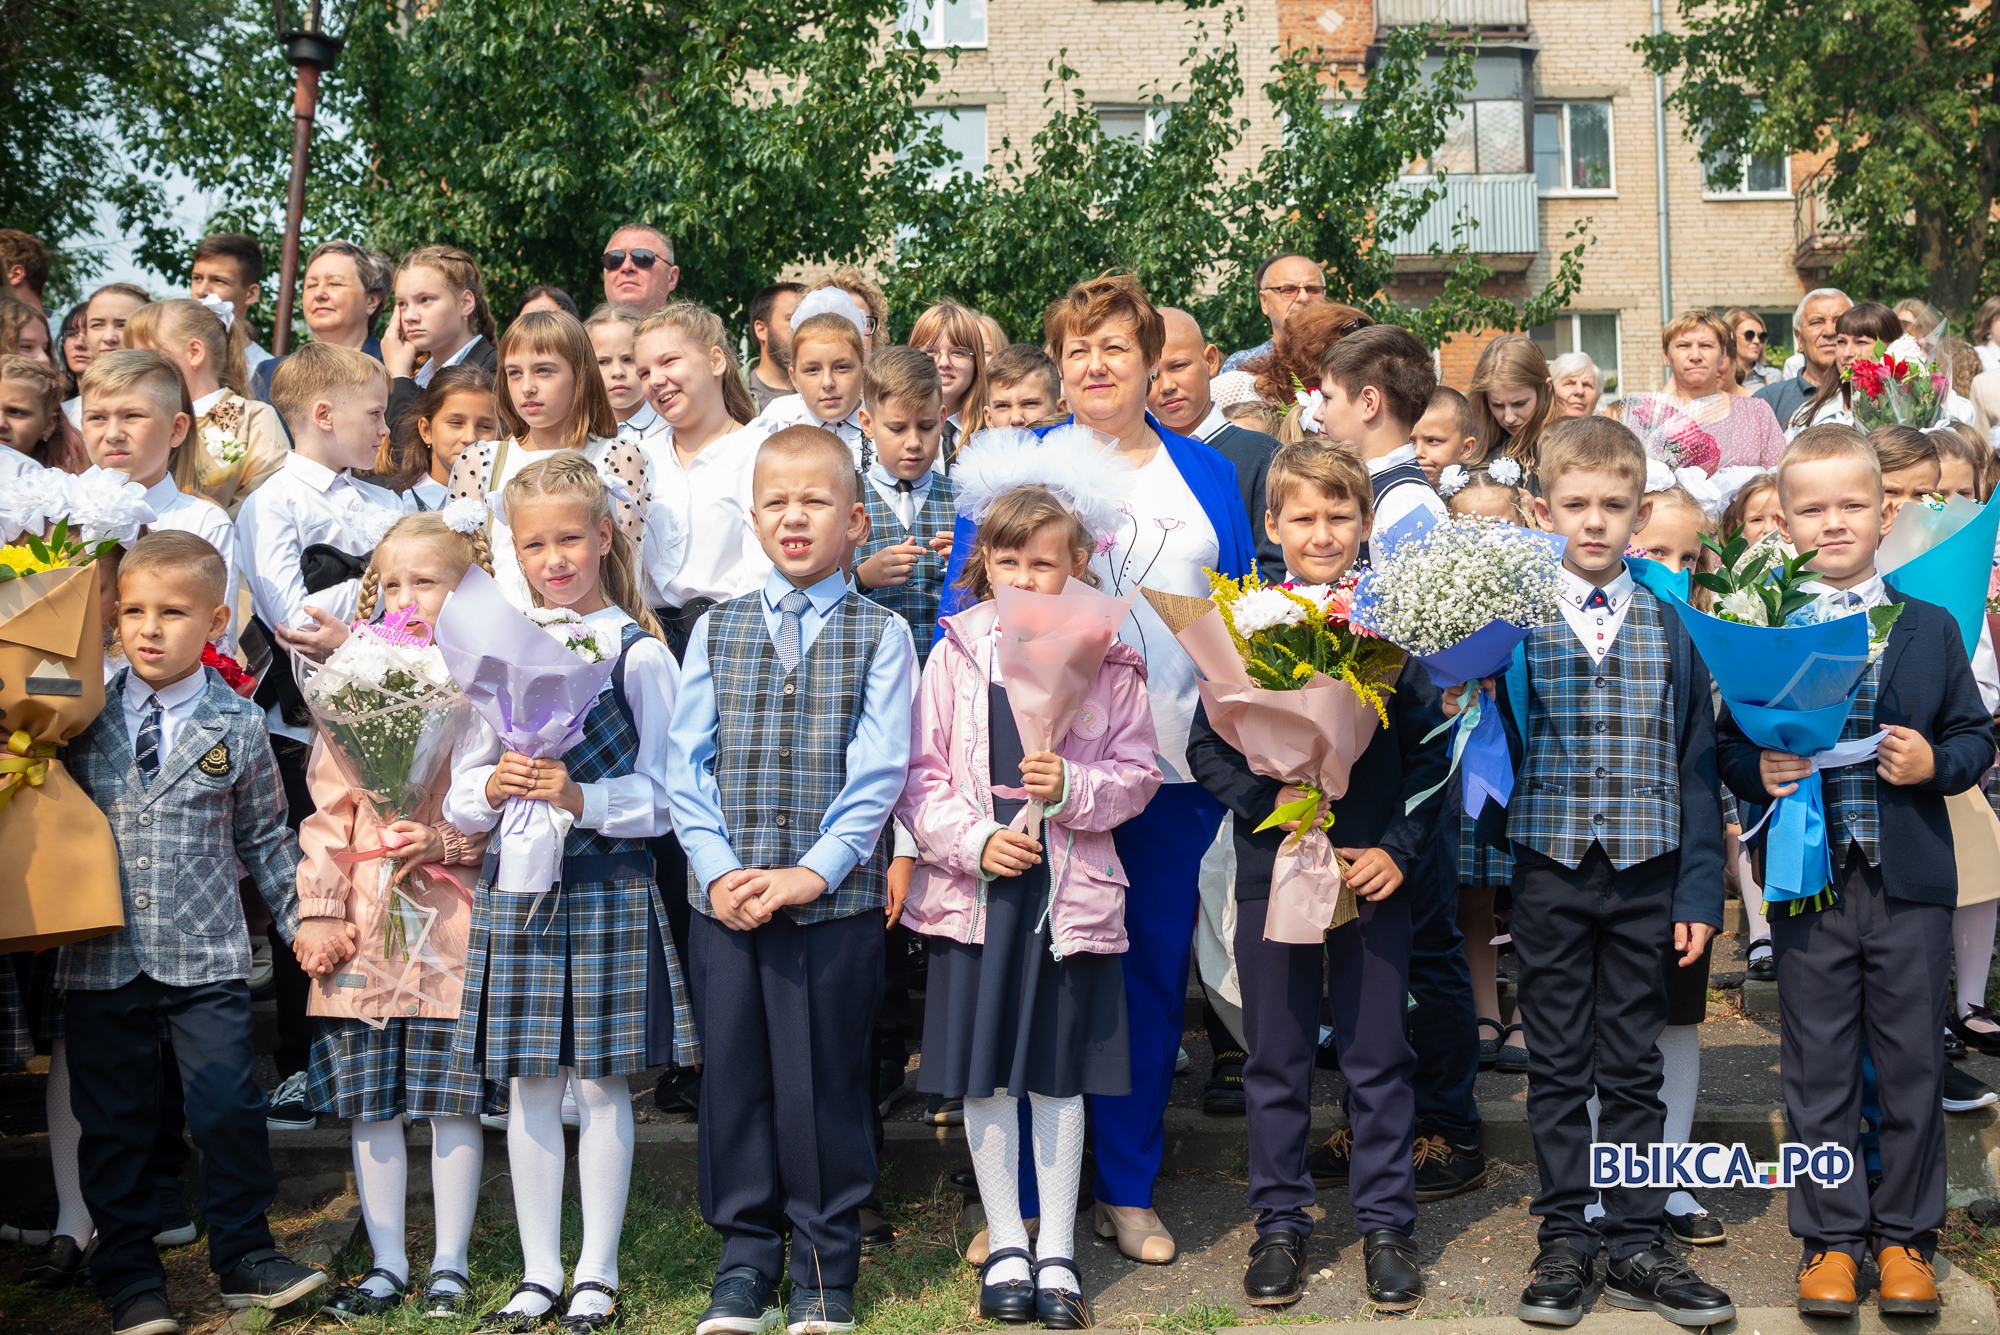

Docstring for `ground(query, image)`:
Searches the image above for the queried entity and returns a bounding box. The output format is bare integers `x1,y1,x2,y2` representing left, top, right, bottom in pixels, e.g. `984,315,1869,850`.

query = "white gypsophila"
1356,516,1564,655
440,497,488,535
1231,586,1309,635
0,467,70,543
1487,457,1523,487
1718,587,1769,625
65,467,156,546
1437,465,1470,498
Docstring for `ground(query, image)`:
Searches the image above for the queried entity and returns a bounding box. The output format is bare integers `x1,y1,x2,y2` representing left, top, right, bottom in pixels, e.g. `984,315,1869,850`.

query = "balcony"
1792,164,1859,283
1383,172,1540,268
1377,0,1530,34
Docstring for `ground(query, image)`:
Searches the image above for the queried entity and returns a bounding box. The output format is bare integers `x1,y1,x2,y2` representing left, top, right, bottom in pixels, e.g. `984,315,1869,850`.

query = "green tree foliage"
885,25,1590,351
1639,0,2000,316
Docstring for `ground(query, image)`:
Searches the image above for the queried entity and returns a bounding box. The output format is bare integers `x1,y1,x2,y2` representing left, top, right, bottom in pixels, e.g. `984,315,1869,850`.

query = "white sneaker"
247,937,275,998
1174,1046,1191,1075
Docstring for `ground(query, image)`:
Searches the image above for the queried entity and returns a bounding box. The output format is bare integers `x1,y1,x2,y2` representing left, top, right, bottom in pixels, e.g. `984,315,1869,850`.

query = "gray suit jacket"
58,669,300,991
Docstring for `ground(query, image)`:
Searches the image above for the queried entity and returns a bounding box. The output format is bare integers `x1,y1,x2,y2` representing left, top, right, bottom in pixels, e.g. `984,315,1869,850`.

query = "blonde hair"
811,266,887,341
396,245,497,342
1535,415,1647,497
1660,308,1735,360
496,310,618,450
907,300,988,428
268,340,390,435
355,513,496,623
1470,334,1558,470
501,453,662,638
1777,423,1881,502
125,298,248,397
1447,469,1531,523
791,311,867,365
1926,424,1988,499
80,348,192,424
1718,472,1779,538
1221,399,1285,436
755,424,860,504
120,529,227,607
1265,440,1373,520
0,355,84,470
633,301,756,425
1868,424,1940,478
957,487,1101,603
864,345,942,414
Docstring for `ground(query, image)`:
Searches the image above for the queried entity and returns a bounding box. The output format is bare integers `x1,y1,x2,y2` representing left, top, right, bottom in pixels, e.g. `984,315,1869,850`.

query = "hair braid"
355,569,382,623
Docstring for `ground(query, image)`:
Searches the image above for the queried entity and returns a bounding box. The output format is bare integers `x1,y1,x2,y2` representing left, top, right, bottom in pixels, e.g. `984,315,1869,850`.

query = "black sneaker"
1203,1047,1247,1116
1413,1132,1489,1201
654,1065,701,1118
1944,1063,1997,1113
1243,1229,1308,1306
1602,1246,1736,1326
1518,1239,1597,1327
1944,1029,1968,1061
874,1056,911,1118
264,1071,316,1131
111,1289,181,1335
1307,1127,1351,1187
786,1284,856,1335
696,1266,781,1335
154,1184,197,1248
218,1253,328,1310
1665,1203,1726,1246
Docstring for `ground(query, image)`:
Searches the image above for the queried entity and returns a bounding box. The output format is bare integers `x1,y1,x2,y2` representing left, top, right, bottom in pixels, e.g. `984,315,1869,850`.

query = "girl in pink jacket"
896,480,1161,1329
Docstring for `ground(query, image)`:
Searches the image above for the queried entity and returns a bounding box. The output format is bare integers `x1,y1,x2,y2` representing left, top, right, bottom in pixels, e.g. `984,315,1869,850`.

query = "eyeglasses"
601,248,664,271
930,346,976,365
1739,329,1768,343
1261,283,1327,300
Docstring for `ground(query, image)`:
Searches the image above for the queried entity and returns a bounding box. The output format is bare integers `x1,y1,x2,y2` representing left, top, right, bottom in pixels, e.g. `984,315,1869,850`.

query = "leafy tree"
1639,0,2000,315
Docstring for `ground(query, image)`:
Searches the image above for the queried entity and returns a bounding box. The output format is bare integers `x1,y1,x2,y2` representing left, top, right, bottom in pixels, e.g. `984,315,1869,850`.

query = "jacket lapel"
85,668,136,775
1876,589,1912,694
141,683,232,808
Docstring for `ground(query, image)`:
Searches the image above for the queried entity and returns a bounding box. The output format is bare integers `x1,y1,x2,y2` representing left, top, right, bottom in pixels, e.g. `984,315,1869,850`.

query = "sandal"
1476,1017,1505,1069
477,1280,563,1332
320,1268,407,1322
419,1268,474,1320
1493,1023,1530,1074
558,1280,621,1332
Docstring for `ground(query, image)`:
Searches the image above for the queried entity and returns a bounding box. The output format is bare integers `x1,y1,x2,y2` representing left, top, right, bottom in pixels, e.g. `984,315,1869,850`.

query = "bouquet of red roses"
1847,337,1947,430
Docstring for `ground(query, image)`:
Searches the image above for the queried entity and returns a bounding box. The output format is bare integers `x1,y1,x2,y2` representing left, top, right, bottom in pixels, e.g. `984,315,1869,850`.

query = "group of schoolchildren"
2,236,1994,1335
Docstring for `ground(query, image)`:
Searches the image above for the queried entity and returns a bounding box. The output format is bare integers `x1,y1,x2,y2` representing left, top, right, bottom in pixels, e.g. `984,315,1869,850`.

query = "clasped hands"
484,752,585,817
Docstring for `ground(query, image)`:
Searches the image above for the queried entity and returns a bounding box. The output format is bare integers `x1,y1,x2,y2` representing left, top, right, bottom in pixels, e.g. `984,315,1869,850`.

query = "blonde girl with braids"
123,298,287,512
296,510,500,1321
443,455,694,1331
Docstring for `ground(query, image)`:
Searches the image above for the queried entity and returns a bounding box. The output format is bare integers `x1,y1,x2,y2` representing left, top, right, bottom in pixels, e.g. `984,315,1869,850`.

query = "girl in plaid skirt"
298,512,501,1321
444,456,697,1332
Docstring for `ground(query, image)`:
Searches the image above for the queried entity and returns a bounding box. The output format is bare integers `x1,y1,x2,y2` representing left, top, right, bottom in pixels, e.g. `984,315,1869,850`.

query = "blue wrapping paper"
1880,497,2000,659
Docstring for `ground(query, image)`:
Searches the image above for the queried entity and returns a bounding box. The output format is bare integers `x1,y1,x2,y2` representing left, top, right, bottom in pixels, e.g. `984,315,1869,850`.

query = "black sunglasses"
1739,329,1768,342
601,248,663,271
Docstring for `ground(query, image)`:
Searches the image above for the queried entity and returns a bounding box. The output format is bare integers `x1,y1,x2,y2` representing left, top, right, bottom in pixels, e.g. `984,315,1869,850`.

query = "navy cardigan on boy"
1716,590,1995,907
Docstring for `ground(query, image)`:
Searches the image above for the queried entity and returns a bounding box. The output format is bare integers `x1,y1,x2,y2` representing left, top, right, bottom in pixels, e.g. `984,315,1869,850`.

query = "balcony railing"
1376,0,1530,28
1383,172,1540,258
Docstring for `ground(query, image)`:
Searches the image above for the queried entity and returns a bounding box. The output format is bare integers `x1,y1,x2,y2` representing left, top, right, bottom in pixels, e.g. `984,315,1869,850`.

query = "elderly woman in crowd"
1619,309,1785,470
1548,352,1602,419
250,240,390,401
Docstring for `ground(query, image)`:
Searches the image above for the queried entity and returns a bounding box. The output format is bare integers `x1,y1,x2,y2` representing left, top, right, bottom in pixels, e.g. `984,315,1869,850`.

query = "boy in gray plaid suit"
666,425,916,1335
59,531,352,1335
1465,419,1734,1329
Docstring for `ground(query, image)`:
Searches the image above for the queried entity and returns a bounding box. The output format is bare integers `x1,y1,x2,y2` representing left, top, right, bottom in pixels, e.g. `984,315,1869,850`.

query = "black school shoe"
419,1268,475,1319
1665,1203,1727,1246
1243,1229,1308,1306
218,1252,328,1310
1602,1246,1737,1327
319,1268,407,1322
1413,1132,1490,1201
1517,1239,1598,1327
1032,1257,1092,1329
1203,1047,1247,1116
654,1066,701,1118
111,1289,181,1335
694,1267,781,1335
1363,1229,1423,1310
24,1233,88,1290
979,1248,1036,1323
1744,941,1776,982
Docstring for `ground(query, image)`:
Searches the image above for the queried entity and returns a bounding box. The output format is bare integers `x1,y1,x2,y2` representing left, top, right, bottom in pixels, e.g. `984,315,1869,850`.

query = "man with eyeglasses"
1725,308,1783,391
1220,253,1328,373
600,224,681,316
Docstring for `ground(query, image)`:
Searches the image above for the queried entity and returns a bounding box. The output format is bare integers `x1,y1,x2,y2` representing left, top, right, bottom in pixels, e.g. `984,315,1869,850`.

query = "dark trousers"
270,736,314,1079
1511,844,1675,1260
689,908,884,1289
67,977,278,1308
658,600,718,664
1238,894,1415,1239
1405,842,1481,1147
1771,852,1949,1261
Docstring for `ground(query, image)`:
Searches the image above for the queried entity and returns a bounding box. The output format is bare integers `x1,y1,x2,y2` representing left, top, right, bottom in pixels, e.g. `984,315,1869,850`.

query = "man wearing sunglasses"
600,224,681,315
1220,252,1328,373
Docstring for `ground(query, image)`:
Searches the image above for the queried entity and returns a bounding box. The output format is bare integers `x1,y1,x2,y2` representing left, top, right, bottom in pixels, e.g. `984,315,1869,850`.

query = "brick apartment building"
904,0,1815,395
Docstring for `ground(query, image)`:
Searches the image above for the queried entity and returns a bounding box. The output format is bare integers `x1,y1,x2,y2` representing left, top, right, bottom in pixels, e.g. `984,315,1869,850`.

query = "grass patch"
1941,1205,2000,1297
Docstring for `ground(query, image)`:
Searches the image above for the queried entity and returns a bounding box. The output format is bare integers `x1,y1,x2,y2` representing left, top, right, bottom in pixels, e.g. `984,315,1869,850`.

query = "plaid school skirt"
1459,802,1515,889
306,1016,501,1122
453,849,699,1082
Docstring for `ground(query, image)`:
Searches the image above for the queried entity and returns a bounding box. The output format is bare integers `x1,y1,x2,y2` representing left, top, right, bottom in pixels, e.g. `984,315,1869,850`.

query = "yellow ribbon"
0,730,53,814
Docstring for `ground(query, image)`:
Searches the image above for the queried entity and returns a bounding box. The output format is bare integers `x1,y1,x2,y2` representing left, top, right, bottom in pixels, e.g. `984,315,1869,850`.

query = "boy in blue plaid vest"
666,425,917,1335
1719,426,1993,1319
1468,418,1735,1328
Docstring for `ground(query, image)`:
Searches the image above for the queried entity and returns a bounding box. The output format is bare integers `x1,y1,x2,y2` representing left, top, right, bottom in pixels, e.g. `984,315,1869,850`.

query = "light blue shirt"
665,567,917,895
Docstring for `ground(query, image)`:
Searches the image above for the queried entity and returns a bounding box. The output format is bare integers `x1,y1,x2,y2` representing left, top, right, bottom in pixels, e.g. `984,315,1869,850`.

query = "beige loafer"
965,1217,1039,1265
1094,1202,1176,1264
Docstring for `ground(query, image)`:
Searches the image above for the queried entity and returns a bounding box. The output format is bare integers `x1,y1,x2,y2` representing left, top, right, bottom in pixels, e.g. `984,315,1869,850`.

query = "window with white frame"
1096,104,1172,147
899,0,986,49
1534,100,1614,194
1530,312,1623,397
1409,55,1531,176
911,107,988,186
1700,111,1789,198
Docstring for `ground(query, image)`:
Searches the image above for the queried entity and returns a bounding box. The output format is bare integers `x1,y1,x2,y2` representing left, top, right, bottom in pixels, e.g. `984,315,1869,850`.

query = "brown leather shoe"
1797,1251,1859,1316
1876,1246,1939,1316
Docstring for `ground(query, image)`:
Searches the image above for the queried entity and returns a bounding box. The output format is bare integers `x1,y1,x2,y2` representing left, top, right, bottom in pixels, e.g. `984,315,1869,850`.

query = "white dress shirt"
407,476,450,511
1800,574,1890,612
1366,443,1447,542
617,401,669,446
748,393,868,467
652,424,773,609
243,340,272,374
122,666,209,764
190,388,225,419
445,606,681,838
1557,567,1636,664
414,334,484,389
142,476,241,652
1191,400,1228,443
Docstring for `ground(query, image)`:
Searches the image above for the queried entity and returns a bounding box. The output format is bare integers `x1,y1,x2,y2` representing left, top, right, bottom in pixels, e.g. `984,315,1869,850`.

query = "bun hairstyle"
501,453,664,640
356,512,497,623
633,301,757,426
125,298,249,396
396,244,498,342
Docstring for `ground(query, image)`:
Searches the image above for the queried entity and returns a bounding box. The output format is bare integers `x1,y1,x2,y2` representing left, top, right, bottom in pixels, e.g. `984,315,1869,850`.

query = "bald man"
1151,307,1283,573
600,224,681,316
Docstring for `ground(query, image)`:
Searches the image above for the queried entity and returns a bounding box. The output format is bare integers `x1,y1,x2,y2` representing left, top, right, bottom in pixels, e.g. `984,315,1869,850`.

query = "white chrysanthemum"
64,467,156,546
320,633,393,690
1438,465,1470,497
1231,587,1308,635
0,466,70,543
1354,517,1564,655
1285,583,1333,611
1486,457,1523,487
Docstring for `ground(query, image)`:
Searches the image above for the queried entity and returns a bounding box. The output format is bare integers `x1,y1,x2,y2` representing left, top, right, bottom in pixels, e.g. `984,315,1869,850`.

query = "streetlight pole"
271,1,344,356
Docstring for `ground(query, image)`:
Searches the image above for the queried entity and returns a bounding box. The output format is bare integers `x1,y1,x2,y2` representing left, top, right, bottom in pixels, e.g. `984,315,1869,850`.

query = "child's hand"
1338,847,1403,901
1274,784,1309,833
294,919,357,977
707,869,760,931
274,606,350,662
981,829,1042,878
1437,679,1496,718
522,758,584,817
1019,752,1065,803
857,539,924,590
1876,724,1937,786
929,530,954,562
741,867,829,921
381,313,417,378
485,752,541,806
1673,921,1714,968
886,856,913,929
379,821,447,883
1759,749,1813,798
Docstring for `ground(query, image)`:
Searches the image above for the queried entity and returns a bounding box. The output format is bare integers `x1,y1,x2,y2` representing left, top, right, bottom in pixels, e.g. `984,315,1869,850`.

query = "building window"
912,107,988,186
1530,312,1623,398
1411,54,1530,176
1534,100,1614,194
1700,110,1789,198
900,0,986,49
1096,104,1172,147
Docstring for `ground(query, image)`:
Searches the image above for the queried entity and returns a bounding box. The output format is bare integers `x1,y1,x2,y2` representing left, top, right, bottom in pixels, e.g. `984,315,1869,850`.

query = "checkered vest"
1508,589,1682,869
701,589,896,922
1824,658,1882,866
563,623,651,861
858,475,955,665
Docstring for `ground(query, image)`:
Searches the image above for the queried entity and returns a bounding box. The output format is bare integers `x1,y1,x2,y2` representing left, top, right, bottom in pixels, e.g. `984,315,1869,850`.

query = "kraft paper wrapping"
1950,788,2000,909
0,566,123,950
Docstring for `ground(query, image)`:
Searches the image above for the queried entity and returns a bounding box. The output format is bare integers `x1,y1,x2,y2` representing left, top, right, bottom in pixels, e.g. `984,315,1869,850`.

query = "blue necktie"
1585,588,1610,610
777,590,811,673
135,695,163,783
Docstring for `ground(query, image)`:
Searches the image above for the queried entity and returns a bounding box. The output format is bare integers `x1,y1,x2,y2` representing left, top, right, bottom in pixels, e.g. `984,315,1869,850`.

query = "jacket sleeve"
1380,666,1450,873
235,723,304,943
295,740,359,922
1671,628,1726,927
894,644,1003,880
1050,661,1162,834
1714,702,1772,806
1912,607,1999,797
1186,700,1283,824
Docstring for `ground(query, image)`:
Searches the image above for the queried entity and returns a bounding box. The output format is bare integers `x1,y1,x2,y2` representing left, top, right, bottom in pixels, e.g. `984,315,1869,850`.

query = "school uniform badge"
197,743,231,777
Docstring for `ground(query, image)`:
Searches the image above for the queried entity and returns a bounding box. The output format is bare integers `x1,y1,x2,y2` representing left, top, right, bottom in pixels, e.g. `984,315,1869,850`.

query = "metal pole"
1652,0,1673,333
272,61,321,357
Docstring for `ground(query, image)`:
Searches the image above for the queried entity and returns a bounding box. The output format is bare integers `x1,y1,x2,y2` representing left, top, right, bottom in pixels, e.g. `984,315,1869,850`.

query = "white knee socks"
1738,846,1771,946
568,1074,634,1317
47,1040,91,1246
1658,1024,1704,1217
428,1114,485,1289
351,1117,410,1295
1028,1093,1085,1294
1954,901,1998,1020
504,1075,568,1316
966,1094,1029,1285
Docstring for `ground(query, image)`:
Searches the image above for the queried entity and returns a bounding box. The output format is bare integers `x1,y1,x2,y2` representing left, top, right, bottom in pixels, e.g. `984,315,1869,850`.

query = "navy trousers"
67,977,279,1308
689,908,884,1289
1405,841,1481,1147
1770,853,1949,1261
1238,894,1416,1239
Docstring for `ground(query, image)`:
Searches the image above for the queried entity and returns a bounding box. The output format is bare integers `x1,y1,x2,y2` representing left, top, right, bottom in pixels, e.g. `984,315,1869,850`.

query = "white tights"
1581,1024,1705,1220
498,1072,633,1320
965,1093,1086,1293
1954,900,1998,1024
47,1040,91,1246
350,1114,485,1297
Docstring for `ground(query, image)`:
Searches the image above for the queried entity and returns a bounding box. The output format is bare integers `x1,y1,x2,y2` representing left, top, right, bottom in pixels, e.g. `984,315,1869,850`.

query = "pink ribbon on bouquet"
330,827,471,903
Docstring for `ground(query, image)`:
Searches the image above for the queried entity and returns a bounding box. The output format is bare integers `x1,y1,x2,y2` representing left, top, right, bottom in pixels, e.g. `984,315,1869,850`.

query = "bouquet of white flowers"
526,606,616,663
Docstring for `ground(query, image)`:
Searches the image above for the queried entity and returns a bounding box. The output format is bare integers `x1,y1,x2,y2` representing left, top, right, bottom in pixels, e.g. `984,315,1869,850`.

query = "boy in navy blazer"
1474,417,1735,1329
60,532,345,1335
1718,425,1995,1319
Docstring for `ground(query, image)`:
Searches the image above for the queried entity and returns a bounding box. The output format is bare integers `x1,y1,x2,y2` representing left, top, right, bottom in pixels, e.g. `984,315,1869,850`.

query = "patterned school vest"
701,590,897,923
858,475,956,664
1823,659,1882,867
1509,590,1682,870
562,622,651,863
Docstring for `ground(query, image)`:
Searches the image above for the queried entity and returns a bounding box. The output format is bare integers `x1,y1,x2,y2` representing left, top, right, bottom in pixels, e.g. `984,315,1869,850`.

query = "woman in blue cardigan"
940,272,1254,1266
